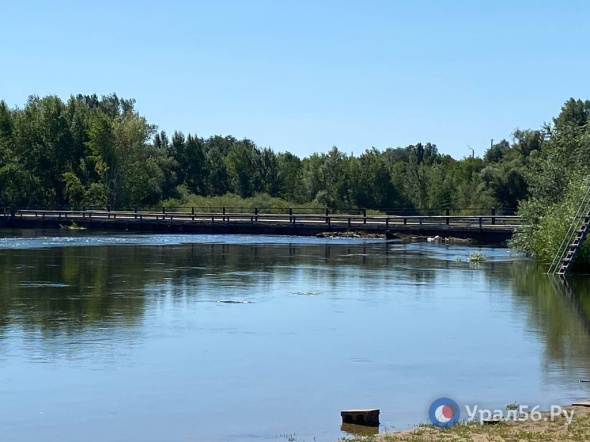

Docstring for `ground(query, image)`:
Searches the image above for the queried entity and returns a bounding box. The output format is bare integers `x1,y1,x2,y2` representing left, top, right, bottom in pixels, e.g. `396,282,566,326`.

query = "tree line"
510,98,590,265
0,93,540,214
6,93,590,264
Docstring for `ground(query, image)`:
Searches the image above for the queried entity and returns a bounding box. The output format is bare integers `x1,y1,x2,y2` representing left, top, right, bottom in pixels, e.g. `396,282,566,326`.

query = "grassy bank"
164,192,326,214
341,405,590,441
163,192,388,215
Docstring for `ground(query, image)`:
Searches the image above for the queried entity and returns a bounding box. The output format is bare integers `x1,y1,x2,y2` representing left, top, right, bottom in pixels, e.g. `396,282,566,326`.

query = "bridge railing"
5,208,524,229
3,205,518,217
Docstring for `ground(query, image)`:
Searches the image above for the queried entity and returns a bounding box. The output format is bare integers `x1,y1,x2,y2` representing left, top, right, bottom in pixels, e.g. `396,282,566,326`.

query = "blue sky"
1,0,589,158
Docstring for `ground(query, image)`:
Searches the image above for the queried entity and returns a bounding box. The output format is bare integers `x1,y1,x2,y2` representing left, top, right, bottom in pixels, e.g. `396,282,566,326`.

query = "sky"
1,0,589,158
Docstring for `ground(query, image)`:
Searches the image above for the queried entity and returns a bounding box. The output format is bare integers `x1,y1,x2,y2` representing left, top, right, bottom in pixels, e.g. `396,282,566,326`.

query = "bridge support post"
446,208,450,225
363,208,367,224
491,207,496,225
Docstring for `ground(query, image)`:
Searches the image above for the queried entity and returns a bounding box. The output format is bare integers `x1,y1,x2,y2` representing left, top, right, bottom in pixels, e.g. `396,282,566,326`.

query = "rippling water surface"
1,229,590,442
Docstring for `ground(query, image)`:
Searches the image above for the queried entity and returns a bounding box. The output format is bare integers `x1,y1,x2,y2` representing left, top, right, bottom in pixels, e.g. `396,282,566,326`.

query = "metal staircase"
548,179,590,275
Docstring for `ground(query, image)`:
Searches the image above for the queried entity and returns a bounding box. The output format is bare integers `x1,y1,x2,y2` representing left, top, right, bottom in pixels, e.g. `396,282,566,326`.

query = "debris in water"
60,222,87,230
316,231,384,239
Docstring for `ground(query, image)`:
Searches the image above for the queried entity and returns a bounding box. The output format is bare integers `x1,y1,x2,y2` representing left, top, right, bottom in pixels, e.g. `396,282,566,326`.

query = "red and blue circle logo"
429,397,460,428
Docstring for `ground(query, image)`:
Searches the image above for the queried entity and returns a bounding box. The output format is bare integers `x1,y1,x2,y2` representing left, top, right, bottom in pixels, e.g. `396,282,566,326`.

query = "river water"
0,229,589,442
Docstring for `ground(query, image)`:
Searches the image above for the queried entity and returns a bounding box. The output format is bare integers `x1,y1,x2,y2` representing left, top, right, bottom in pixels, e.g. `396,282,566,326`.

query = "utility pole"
467,145,474,159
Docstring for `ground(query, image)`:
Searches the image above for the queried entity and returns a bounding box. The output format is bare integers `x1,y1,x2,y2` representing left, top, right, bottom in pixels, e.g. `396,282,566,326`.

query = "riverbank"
342,404,590,441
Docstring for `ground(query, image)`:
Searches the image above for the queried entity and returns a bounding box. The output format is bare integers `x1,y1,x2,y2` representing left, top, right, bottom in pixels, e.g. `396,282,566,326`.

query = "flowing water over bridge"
0,208,522,243
1,208,523,243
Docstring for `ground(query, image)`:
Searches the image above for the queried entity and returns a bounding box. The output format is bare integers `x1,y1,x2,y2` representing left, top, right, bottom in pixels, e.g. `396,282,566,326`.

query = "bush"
510,178,590,264
162,191,325,214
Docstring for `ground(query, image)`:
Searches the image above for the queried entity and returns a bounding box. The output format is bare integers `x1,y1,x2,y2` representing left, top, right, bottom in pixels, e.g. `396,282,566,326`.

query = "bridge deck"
0,209,523,243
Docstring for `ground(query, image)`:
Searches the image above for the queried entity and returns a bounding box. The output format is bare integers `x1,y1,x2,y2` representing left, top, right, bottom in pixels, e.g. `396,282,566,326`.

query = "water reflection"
0,232,590,441
340,423,379,436
1,239,589,375
509,268,590,381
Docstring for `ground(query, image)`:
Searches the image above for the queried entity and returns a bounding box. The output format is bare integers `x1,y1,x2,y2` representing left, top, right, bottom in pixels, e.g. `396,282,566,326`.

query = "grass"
339,406,590,442
163,192,326,214
468,251,486,263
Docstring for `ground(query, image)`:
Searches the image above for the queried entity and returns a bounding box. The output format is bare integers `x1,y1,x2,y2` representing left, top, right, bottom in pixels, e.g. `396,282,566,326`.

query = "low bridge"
0,208,523,243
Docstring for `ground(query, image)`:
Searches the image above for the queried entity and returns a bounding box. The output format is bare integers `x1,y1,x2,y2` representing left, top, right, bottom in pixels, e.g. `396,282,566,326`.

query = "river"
0,229,589,441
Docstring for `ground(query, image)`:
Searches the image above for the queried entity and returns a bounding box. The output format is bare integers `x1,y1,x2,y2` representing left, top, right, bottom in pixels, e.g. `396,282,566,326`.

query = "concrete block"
340,409,379,427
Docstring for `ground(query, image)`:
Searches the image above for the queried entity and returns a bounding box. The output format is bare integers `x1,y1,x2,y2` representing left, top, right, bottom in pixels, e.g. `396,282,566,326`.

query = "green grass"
468,251,486,262
163,192,325,214
339,408,590,441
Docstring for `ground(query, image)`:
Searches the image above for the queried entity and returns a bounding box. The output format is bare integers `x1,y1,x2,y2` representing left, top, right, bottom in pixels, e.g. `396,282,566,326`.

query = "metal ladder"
548,178,590,275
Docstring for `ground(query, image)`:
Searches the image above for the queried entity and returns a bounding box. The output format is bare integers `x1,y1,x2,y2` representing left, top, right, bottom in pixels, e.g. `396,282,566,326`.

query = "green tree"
511,99,590,265
204,136,233,195
224,139,260,198
350,148,400,209
182,134,207,195
277,152,305,203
